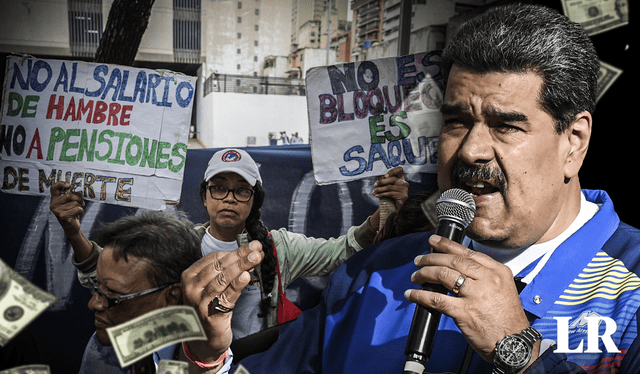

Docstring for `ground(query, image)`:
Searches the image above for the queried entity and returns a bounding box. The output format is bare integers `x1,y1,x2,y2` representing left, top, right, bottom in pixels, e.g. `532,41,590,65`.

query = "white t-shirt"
201,229,266,340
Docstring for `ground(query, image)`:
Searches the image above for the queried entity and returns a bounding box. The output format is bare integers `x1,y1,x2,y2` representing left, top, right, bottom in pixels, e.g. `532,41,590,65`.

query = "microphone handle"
402,219,466,374
436,218,467,242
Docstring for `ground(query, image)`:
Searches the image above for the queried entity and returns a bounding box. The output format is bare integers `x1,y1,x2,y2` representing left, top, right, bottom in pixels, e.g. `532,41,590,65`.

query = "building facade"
0,0,499,148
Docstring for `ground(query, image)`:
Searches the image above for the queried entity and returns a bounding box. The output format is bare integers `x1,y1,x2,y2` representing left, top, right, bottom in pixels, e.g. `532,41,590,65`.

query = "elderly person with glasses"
75,211,202,374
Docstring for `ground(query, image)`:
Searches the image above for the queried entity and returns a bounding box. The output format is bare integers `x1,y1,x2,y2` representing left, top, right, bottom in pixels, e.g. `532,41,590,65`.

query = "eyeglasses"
91,282,172,309
207,185,254,202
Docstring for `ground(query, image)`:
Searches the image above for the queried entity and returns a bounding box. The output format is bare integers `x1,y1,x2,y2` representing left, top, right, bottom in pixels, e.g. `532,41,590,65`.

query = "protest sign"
0,56,196,210
306,51,442,185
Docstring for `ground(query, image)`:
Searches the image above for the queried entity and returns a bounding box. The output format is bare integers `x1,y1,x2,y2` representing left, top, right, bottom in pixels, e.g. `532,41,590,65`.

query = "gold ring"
452,274,466,294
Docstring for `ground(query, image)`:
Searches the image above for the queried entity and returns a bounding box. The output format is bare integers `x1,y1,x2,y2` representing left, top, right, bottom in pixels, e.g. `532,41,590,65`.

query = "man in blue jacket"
180,3,640,373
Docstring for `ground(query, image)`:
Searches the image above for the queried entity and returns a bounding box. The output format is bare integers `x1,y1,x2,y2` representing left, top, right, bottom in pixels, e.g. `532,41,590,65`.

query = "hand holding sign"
373,166,409,230
49,181,84,235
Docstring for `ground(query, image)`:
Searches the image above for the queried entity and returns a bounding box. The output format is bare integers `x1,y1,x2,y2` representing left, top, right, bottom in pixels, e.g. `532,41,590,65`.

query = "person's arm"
354,166,409,248
270,167,408,285
180,241,265,373
49,181,95,263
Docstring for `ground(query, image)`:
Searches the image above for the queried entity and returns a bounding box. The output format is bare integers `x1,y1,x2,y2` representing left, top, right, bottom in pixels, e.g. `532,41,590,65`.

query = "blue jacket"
231,190,640,373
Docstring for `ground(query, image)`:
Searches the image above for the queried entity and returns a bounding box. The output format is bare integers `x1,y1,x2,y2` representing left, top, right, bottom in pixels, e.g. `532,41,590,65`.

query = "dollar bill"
0,364,50,374
0,259,56,347
107,305,207,368
561,0,629,36
157,360,189,374
597,60,623,103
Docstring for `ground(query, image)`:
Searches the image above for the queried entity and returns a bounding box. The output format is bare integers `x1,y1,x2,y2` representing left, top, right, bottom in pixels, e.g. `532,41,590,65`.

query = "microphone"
403,188,476,374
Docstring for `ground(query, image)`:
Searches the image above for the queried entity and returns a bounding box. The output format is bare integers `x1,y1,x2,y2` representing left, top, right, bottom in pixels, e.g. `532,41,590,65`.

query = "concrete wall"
196,84,310,148
134,0,175,62
0,0,70,56
203,0,292,76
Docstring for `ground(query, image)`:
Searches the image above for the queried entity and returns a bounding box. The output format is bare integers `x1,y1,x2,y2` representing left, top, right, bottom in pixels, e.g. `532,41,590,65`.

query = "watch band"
520,326,542,346
492,326,541,374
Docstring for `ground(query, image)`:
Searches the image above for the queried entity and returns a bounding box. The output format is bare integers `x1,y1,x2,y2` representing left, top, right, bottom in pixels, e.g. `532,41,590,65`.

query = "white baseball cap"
203,148,262,186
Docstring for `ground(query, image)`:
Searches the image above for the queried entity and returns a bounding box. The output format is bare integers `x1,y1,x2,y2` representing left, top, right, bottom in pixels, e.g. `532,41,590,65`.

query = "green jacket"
193,222,369,328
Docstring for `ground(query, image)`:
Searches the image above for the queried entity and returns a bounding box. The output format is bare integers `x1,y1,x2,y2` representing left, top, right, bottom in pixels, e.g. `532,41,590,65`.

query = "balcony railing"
204,73,306,96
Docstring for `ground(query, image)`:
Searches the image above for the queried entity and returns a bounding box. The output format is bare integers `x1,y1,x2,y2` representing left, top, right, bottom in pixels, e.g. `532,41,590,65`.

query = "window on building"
68,0,103,58
237,32,242,39
238,1,242,9
253,56,258,61
255,9,259,15
237,64,241,70
238,16,242,23
173,0,201,64
237,48,241,54
254,24,259,31
254,40,259,46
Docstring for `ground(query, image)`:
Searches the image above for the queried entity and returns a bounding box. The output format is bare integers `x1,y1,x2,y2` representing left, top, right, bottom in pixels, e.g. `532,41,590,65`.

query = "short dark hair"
441,3,599,133
93,211,202,287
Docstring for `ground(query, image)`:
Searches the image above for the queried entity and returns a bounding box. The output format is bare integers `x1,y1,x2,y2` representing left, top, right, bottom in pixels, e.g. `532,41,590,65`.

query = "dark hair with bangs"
93,210,202,287
441,3,599,133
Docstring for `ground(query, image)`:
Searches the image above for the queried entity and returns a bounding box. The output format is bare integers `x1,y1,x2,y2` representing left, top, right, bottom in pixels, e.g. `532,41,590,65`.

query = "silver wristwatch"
492,326,541,374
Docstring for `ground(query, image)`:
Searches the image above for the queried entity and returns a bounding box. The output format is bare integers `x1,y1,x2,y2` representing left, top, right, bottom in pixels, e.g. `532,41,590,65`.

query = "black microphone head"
431,188,476,227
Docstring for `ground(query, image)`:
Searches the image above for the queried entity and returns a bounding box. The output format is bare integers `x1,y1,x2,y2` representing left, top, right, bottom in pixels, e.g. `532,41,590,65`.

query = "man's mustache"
451,161,508,192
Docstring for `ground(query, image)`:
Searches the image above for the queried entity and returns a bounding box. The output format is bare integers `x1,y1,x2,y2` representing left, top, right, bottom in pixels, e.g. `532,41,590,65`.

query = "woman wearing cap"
49,147,408,340
194,148,408,339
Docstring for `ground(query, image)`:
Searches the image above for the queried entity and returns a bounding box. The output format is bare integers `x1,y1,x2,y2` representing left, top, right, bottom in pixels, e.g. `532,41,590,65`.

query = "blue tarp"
0,144,436,373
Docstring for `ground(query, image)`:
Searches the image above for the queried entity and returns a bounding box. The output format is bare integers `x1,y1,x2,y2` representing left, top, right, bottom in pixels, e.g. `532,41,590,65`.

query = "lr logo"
554,312,620,353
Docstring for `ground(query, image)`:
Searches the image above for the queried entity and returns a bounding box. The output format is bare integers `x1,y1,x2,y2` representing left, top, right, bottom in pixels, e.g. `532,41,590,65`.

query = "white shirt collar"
468,192,599,283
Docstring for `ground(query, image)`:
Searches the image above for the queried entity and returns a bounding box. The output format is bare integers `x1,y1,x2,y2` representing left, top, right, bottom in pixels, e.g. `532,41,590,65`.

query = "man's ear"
564,111,592,179
165,283,183,306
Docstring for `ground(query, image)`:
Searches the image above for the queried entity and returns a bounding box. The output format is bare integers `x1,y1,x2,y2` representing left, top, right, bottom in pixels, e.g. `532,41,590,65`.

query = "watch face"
496,335,531,368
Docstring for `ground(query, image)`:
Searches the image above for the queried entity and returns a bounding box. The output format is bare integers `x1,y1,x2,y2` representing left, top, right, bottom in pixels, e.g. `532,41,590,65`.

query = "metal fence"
68,0,103,58
173,0,201,64
203,73,306,96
